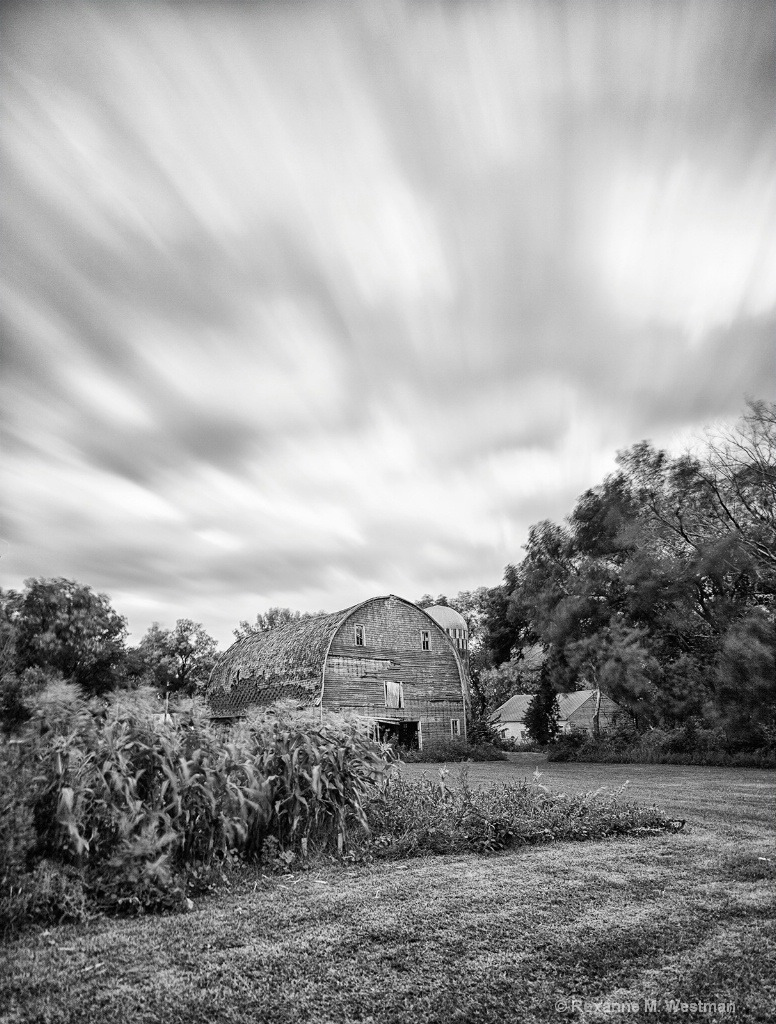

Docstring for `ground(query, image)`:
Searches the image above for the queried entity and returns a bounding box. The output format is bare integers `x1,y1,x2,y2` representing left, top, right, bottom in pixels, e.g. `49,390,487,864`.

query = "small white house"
491,689,622,741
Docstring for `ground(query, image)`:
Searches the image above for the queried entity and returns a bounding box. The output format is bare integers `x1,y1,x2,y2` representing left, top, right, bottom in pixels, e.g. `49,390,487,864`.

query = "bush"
547,728,776,767
498,736,545,753
545,733,587,761
398,739,506,763
364,766,681,858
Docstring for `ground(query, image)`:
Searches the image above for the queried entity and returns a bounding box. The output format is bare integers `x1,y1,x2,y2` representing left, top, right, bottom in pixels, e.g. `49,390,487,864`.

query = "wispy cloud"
2,1,774,644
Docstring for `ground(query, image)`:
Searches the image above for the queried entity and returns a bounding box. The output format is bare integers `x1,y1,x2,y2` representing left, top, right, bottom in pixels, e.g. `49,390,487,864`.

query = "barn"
205,595,470,748
491,689,622,741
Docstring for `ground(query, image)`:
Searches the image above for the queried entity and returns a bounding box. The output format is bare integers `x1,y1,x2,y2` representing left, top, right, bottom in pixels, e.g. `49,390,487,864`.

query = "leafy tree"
6,578,127,696
137,619,218,697
565,620,660,728
481,400,775,735
714,608,776,748
233,607,321,641
523,676,560,745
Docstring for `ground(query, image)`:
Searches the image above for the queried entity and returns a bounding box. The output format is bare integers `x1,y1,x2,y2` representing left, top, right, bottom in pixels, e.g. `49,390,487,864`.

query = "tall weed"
365,766,680,858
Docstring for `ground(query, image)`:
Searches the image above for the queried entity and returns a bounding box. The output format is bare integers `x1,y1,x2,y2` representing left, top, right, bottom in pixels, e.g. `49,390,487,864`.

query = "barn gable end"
322,595,469,745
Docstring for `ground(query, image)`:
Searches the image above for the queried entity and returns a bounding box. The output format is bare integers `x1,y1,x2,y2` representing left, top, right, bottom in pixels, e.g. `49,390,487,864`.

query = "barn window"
384,681,404,709
421,630,430,651
354,623,365,646
450,718,461,737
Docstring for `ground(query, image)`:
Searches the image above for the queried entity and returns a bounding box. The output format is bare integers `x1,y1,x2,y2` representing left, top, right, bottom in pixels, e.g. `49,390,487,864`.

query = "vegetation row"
1,691,680,936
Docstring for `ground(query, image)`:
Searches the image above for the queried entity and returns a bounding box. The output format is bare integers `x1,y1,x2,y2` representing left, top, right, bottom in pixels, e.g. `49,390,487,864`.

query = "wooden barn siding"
568,694,620,732
323,598,466,744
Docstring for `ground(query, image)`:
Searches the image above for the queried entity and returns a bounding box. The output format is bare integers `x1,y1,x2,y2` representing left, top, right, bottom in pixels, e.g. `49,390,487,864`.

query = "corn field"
1,686,390,921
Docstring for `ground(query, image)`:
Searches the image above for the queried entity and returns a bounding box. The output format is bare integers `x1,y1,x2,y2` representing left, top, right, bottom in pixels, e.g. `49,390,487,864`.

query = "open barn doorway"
374,719,420,751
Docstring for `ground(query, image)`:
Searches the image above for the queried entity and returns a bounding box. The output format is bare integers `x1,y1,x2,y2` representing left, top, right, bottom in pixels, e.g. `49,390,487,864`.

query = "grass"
2,758,774,1023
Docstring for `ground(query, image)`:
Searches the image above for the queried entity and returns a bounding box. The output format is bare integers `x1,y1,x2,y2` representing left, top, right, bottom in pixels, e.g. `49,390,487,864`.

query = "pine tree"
523,676,561,745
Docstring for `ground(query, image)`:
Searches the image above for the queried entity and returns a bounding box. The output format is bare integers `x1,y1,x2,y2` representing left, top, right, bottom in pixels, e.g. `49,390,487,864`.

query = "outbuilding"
205,594,470,748
491,689,622,741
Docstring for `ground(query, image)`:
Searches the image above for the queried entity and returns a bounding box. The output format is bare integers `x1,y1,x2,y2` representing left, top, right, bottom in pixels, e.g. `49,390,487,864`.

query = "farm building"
205,595,470,748
491,689,622,741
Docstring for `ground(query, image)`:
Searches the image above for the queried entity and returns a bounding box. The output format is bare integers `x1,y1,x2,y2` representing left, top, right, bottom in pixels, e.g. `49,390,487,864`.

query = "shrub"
498,736,545,753
546,730,776,767
546,733,587,761
398,739,506,763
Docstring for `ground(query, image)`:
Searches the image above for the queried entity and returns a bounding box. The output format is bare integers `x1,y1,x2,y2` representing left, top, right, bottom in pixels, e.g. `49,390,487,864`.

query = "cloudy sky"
2,1,775,647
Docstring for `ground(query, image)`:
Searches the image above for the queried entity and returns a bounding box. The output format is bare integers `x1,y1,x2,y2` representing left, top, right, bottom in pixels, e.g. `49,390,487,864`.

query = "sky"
1,0,775,648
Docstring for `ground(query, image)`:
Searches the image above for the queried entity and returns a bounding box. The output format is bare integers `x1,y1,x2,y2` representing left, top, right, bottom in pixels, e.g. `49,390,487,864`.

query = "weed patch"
364,766,681,858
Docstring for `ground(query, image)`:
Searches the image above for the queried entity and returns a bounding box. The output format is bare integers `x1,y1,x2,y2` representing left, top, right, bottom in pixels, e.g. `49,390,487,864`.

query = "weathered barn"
205,595,470,747
491,689,622,741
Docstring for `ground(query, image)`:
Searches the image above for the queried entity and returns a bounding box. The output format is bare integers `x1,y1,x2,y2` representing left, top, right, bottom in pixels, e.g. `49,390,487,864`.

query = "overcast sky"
2,1,775,647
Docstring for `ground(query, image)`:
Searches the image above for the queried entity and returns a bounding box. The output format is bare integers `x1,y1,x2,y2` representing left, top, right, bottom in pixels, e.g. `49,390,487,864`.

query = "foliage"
523,677,560,745
1,578,127,697
232,607,323,641
465,709,504,748
398,739,506,763
547,723,776,767
478,400,776,737
1,691,389,933
133,619,218,696
365,766,680,858
3,756,774,1024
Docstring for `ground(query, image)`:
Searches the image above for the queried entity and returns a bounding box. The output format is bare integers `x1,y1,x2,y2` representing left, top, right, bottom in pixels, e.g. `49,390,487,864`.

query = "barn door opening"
374,720,420,751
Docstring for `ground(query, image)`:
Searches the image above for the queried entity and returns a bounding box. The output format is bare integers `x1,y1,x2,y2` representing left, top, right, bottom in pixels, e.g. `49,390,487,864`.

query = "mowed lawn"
2,760,774,1024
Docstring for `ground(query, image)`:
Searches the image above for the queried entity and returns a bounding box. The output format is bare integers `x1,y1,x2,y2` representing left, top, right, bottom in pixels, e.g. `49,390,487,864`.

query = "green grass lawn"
2,759,774,1024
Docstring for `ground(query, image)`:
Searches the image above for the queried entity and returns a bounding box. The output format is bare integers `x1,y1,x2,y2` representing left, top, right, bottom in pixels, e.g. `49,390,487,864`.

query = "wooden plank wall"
568,693,621,732
323,596,466,744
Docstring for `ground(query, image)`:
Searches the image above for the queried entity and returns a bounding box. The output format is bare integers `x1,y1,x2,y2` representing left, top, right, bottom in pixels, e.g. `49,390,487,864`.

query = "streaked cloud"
1,1,774,645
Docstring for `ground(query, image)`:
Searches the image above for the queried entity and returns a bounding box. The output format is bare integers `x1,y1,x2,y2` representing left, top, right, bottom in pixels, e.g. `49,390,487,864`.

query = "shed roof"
424,605,468,631
491,689,600,724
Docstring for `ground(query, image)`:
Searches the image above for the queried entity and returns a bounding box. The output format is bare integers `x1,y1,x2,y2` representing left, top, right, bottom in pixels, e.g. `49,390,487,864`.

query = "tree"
714,608,776,748
478,400,775,734
694,399,776,581
232,607,320,641
565,620,660,728
7,578,127,695
523,676,560,745
137,619,218,697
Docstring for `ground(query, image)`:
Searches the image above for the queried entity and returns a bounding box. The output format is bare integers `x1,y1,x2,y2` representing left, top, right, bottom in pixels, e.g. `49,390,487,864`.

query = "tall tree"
482,400,776,731
7,578,127,695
